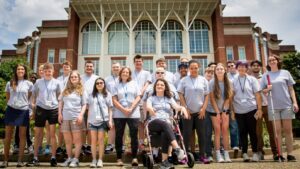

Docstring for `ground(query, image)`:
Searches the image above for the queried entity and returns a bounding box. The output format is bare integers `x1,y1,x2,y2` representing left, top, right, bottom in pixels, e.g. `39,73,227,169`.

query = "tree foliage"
282,52,300,81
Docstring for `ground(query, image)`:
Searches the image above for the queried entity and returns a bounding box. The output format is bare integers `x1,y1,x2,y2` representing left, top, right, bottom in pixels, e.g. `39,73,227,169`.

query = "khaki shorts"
268,108,295,121
139,105,146,122
60,120,86,133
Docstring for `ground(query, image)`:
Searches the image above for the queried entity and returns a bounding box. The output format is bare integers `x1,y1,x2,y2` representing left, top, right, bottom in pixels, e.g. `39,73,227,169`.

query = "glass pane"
59,49,66,63
226,47,234,61
108,22,129,55
238,47,246,61
166,59,179,73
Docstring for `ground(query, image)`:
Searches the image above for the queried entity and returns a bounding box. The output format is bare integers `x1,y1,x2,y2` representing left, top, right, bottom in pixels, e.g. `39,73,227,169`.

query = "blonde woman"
58,71,87,167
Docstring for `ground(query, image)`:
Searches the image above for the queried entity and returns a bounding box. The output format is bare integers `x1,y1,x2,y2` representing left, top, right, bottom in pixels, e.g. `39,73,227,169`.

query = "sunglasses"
156,72,165,74
96,82,104,85
227,65,235,68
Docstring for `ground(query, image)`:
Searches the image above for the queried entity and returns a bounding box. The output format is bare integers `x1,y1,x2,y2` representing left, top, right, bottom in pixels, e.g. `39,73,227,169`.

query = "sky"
0,0,299,55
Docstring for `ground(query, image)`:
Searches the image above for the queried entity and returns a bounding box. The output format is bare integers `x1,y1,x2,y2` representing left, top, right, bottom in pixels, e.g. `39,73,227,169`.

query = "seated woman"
146,79,188,168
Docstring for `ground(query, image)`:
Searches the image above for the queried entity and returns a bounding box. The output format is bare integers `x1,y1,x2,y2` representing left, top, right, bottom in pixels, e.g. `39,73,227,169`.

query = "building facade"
1,0,296,77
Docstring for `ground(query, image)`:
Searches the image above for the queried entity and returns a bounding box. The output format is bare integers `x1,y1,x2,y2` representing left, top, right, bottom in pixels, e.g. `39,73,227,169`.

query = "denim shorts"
88,123,108,132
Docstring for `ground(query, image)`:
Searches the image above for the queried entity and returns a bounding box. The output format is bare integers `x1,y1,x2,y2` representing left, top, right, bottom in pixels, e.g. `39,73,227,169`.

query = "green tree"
282,52,300,81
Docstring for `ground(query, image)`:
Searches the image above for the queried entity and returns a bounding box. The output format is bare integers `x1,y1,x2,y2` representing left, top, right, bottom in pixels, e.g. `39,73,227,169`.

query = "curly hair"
62,70,84,96
152,79,172,99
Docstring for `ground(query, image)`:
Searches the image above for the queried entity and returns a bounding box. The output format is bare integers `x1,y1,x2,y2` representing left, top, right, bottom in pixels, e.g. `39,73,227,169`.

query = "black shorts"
35,106,58,127
209,111,230,116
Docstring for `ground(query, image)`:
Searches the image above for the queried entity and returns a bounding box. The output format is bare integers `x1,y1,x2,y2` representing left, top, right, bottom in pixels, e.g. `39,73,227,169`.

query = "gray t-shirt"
177,75,209,113
88,92,113,126
112,80,141,118
59,91,87,120
32,78,61,110
152,70,176,85
142,82,179,102
206,79,227,113
228,72,238,82
5,80,33,110
105,75,119,93
57,75,69,91
132,69,151,92
232,75,260,114
82,74,99,95
147,96,176,120
261,70,295,109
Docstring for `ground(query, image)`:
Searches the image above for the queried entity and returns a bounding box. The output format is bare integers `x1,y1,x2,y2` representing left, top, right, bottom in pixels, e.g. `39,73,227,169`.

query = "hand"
76,115,83,125
254,109,262,120
108,120,113,129
231,112,236,121
293,103,299,113
58,114,63,124
198,108,205,119
267,85,272,92
216,113,221,124
181,107,189,119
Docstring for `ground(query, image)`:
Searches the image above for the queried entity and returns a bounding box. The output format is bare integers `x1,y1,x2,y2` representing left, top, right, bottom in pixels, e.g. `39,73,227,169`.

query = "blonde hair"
62,70,84,96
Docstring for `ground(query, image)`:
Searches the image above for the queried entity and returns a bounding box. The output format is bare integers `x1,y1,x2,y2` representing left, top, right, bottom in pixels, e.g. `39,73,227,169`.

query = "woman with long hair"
206,63,233,162
0,64,33,168
261,54,299,162
58,70,86,167
88,77,113,168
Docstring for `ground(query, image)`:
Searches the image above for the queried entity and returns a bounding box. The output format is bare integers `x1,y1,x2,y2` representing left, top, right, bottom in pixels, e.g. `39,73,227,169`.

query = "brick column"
211,1,226,64
66,5,80,69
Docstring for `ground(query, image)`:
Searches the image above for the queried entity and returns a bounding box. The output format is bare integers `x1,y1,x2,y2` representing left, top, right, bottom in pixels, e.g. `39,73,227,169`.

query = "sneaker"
174,148,185,161
208,156,214,162
216,151,224,163
16,162,24,167
69,158,79,168
192,152,200,161
199,156,210,164
13,146,19,154
224,151,232,163
273,154,285,162
90,159,97,168
243,153,250,162
132,158,139,166
116,159,124,166
0,161,8,168
122,145,126,153
26,158,39,167
44,145,51,155
84,145,92,155
27,145,34,154
105,144,114,154
233,147,239,159
252,153,259,162
287,155,297,162
97,159,103,168
258,151,264,160
60,158,72,167
160,160,174,169
50,158,57,167
56,147,63,155
38,146,43,155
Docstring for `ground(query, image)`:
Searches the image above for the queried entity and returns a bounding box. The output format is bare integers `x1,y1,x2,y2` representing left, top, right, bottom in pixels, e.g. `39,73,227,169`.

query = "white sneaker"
60,158,72,167
216,150,225,163
28,145,34,154
69,158,79,168
243,153,250,162
224,151,232,163
208,156,214,162
90,159,97,168
97,159,103,168
252,153,259,162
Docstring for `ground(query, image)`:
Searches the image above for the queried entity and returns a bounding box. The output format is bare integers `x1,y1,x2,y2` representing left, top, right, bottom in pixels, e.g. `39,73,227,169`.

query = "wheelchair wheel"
145,154,154,169
187,152,195,168
142,152,147,166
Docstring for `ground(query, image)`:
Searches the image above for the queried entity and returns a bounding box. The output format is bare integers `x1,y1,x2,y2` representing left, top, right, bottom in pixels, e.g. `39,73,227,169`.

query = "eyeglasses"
96,82,104,85
156,72,165,74
70,76,78,78
268,59,277,62
251,64,260,67
227,65,235,68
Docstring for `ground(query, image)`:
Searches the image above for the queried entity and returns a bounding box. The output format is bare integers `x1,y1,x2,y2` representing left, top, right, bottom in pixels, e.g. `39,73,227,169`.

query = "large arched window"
189,20,210,53
82,22,101,55
108,21,129,55
161,21,183,53
134,21,156,54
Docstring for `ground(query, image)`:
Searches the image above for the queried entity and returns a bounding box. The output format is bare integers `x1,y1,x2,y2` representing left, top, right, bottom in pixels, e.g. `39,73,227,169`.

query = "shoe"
252,153,259,162
258,151,264,160
122,145,126,153
287,155,297,162
224,151,232,163
13,146,19,154
132,158,139,166
192,152,200,161
243,153,250,162
117,159,124,166
199,156,210,164
216,151,224,163
84,145,92,155
60,158,72,167
160,160,174,169
273,154,285,162
16,162,24,167
208,156,214,162
56,147,63,155
105,144,114,154
233,147,239,159
97,159,103,168
0,161,8,168
44,145,51,155
69,158,79,168
27,145,34,154
50,158,57,167
26,158,39,167
174,148,185,161
90,159,97,168
38,146,43,155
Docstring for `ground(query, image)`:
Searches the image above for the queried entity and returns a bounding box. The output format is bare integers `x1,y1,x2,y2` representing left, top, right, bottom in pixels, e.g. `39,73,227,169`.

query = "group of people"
0,54,298,168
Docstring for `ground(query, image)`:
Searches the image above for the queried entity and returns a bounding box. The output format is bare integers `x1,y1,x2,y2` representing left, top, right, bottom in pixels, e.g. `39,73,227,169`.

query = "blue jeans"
205,111,213,156
229,114,239,148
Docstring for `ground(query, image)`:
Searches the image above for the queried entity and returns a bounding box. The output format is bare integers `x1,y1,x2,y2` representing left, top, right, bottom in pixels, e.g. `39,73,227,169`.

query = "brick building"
0,0,296,77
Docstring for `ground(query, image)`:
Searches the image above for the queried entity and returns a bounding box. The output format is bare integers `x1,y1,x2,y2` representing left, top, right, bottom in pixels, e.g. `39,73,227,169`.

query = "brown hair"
62,61,72,68
92,77,108,98
133,54,143,62
266,54,282,71
152,79,172,99
119,67,132,82
43,63,54,70
213,63,233,100
10,64,29,91
62,70,84,96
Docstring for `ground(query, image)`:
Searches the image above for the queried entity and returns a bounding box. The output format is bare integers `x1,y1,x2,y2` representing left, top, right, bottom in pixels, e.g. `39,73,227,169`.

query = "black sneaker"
273,154,285,162
50,158,57,167
287,155,297,162
26,159,40,167
160,160,174,169
105,144,114,154
56,147,63,155
84,145,92,155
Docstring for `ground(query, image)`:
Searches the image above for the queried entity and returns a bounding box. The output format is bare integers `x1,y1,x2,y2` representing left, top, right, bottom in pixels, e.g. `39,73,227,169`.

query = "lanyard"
15,80,24,99
238,76,247,93
121,82,128,100
96,93,106,122
112,75,118,85
189,76,198,89
134,70,141,87
44,79,52,99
